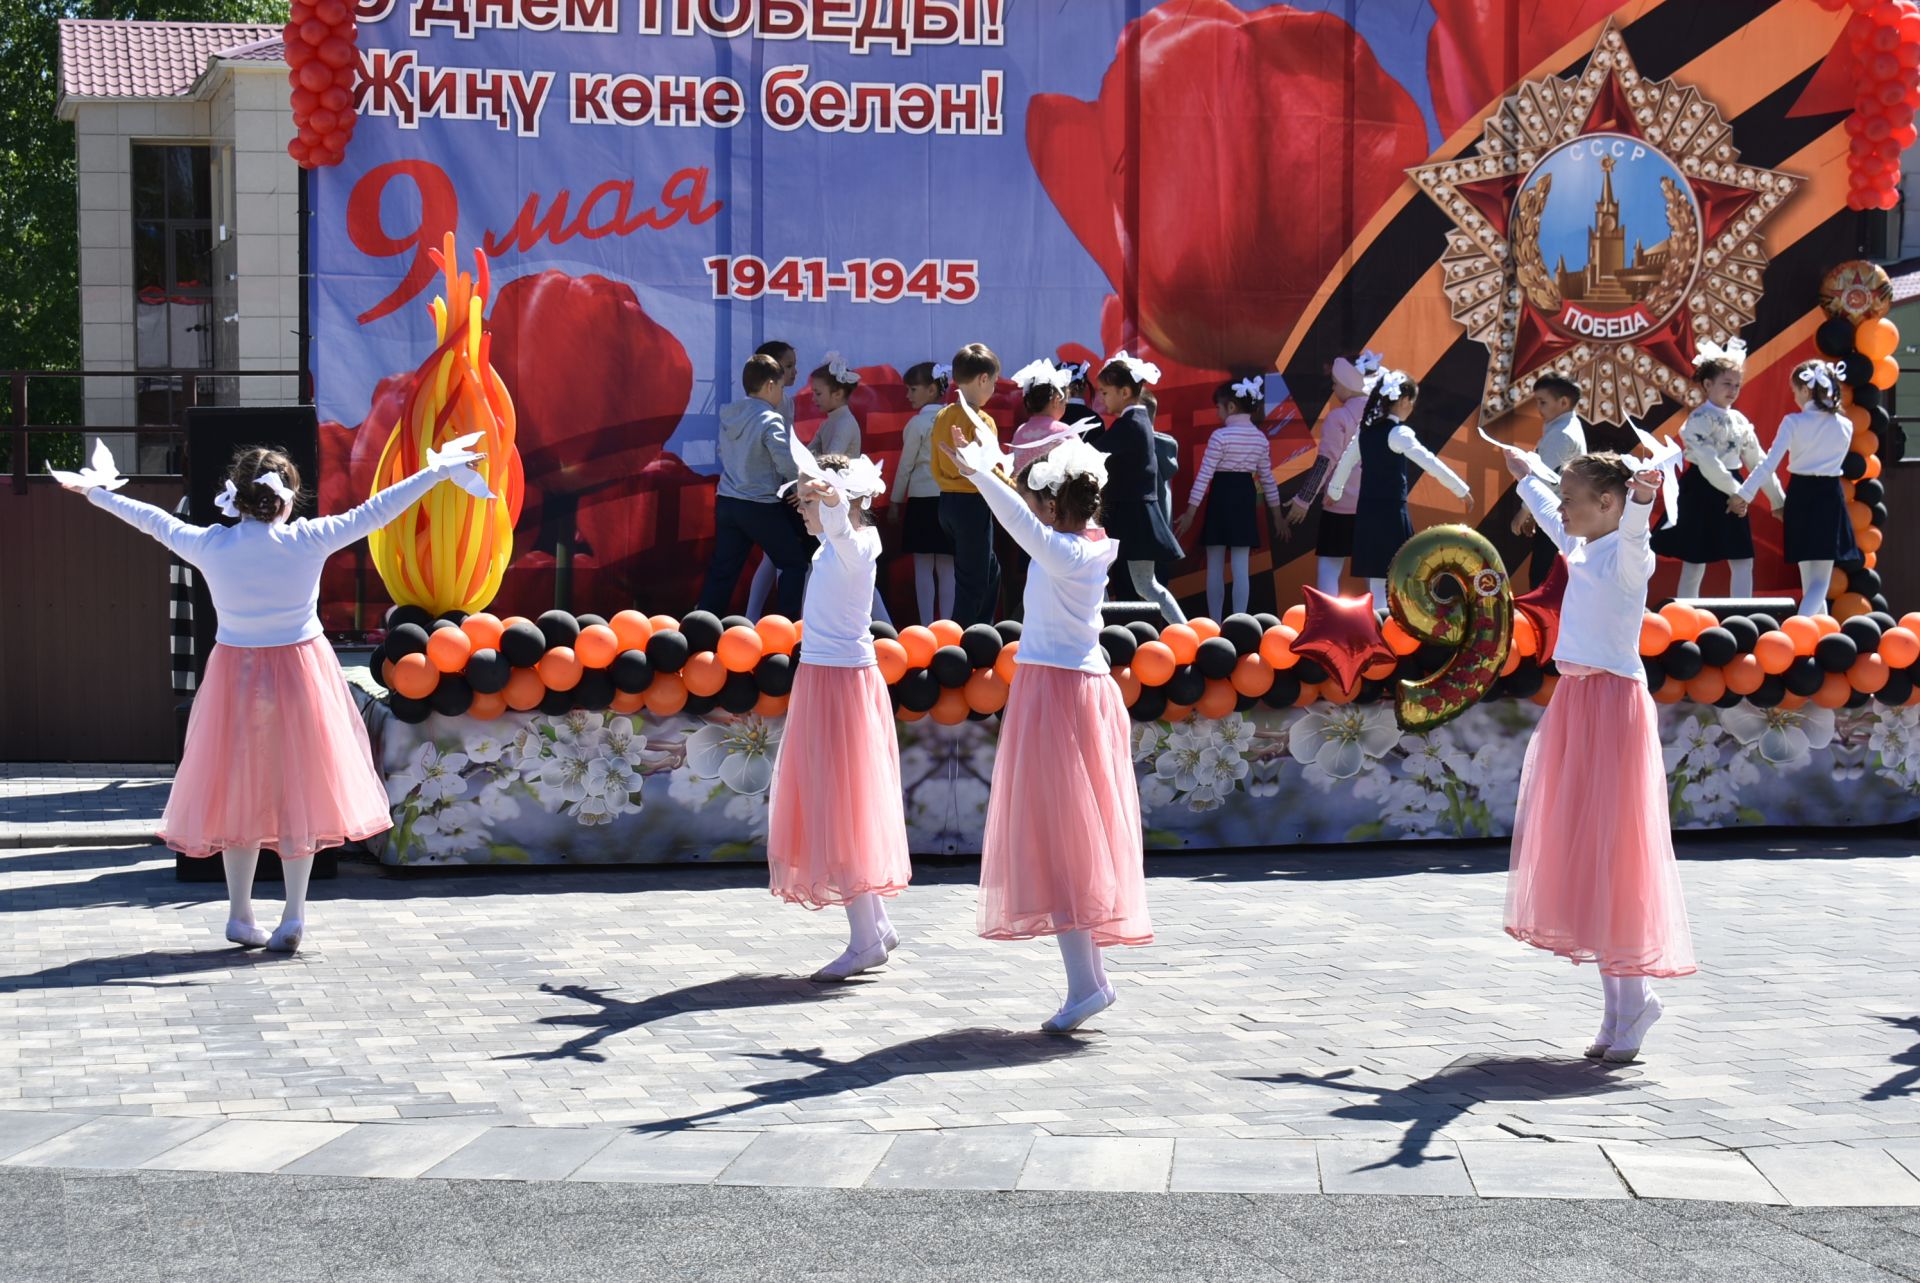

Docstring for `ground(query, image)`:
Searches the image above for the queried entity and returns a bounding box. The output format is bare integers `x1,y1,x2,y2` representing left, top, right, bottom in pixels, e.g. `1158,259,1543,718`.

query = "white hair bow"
1011,359,1071,394
823,351,861,386
426,430,496,499
1025,436,1109,494
48,438,129,493
1797,361,1845,395
783,417,886,507
1231,375,1263,400
931,362,953,382
1107,352,1162,386
1373,369,1409,402
214,478,240,518
1692,336,1748,371
1068,360,1091,381
250,471,296,522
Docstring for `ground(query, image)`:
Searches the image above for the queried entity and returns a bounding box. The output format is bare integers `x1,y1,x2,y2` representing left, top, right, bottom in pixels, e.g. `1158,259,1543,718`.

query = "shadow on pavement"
499,975,853,1064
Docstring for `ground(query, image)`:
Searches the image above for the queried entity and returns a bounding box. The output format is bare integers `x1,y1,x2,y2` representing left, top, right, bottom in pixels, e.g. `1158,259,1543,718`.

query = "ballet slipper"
811,939,890,982
1604,993,1664,1063
266,921,305,954
1042,983,1116,1034
225,920,269,949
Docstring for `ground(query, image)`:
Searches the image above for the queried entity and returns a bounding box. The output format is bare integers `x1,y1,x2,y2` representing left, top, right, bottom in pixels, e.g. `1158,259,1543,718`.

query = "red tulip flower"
1426,0,1621,137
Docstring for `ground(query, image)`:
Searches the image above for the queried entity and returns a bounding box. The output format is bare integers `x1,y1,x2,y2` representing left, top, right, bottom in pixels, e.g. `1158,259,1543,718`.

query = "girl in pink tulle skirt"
945,412,1151,1033
765,455,912,980
1503,449,1697,1064
65,440,487,954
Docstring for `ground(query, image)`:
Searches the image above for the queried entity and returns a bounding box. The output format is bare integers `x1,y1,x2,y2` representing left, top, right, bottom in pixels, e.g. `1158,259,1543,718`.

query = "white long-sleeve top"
1518,475,1654,682
87,463,468,648
797,498,879,669
812,404,860,458
1679,403,1784,507
1188,414,1280,509
972,467,1119,675
1537,411,1587,494
1326,421,1471,504
889,404,942,502
1737,408,1853,503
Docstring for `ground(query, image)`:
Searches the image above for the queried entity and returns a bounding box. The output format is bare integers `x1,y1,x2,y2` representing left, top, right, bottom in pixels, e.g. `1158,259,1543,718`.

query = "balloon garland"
282,0,358,169
1814,0,1920,211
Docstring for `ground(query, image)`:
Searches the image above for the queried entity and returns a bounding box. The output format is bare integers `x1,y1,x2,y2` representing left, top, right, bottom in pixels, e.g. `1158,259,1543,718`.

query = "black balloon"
1845,689,1872,709
1713,689,1744,709
1815,315,1857,358
1845,352,1876,388
1254,613,1281,633
1879,670,1914,705
898,668,939,712
387,693,432,724
1130,686,1168,721
1662,639,1703,680
1195,636,1239,680
1784,656,1825,696
1841,615,1883,651
1869,611,1899,632
428,675,472,717
995,619,1024,644
500,620,546,668
1165,664,1207,706
1294,658,1329,685
1099,625,1139,668
1849,562,1883,598
429,618,460,633
1262,674,1302,708
679,610,723,654
465,648,511,694
645,629,690,674
869,620,900,641
1870,594,1891,614
1869,502,1887,529
536,609,580,649
576,614,609,630
1723,616,1759,654
1695,627,1736,668
539,687,574,715
683,692,719,717
1221,613,1263,657
718,671,759,713
1236,692,1261,712
1748,675,1785,708
574,669,615,711
930,645,973,688
388,604,433,632
1748,613,1782,635
754,652,794,697
611,649,654,693
1126,620,1159,646
386,622,430,659
1815,632,1859,673
1504,664,1544,699
962,624,1003,669
720,614,752,633
1641,655,1666,688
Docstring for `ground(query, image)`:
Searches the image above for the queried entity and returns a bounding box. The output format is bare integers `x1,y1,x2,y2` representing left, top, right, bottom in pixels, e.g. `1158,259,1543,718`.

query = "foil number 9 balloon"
1387,525,1513,732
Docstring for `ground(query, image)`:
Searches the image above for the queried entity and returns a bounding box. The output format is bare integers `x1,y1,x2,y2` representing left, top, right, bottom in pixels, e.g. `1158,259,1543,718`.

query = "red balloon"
298,60,333,91
300,17,329,43
287,137,312,164
318,36,354,68
321,84,352,111
291,87,319,113
297,123,323,145
315,0,349,22
1882,80,1911,106
291,0,317,22
1291,586,1395,696
307,108,337,133
285,38,316,66
333,60,357,87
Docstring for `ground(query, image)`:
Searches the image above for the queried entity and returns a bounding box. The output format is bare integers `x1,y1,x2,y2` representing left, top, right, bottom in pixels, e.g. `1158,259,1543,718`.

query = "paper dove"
1628,422,1683,529
48,439,128,492
782,415,886,507
1477,425,1560,484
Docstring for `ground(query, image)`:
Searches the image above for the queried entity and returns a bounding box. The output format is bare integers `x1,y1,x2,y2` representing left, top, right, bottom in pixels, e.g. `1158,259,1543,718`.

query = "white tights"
222,847,309,929
1127,560,1186,624
913,554,955,625
1675,560,1754,599
1798,559,1835,618
1056,928,1109,1004
1205,546,1251,620
1315,556,1345,597
1368,577,1388,607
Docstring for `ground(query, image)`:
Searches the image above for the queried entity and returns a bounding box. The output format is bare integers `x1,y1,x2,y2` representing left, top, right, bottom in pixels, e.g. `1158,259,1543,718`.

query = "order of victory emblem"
1410,23,1800,426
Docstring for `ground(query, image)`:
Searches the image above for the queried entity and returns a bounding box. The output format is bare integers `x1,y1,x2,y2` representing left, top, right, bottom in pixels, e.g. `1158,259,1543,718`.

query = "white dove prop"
47,439,129,493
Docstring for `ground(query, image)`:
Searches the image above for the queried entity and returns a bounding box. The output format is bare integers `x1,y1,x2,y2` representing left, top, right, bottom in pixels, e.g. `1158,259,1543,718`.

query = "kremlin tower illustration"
1553,156,1670,306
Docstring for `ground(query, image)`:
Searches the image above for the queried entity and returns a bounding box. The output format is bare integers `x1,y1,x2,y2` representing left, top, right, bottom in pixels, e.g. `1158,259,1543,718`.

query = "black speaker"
184,406,319,678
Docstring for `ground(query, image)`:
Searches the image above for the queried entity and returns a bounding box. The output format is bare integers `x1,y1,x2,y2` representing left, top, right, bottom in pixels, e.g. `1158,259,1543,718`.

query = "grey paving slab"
419,1126,614,1181
1017,1136,1174,1192
1317,1140,1477,1196
1169,1138,1320,1193
569,1131,757,1184
280,1122,493,1178
139,1119,351,1172
0,1112,91,1161
865,1130,1036,1190
1457,1140,1629,1199
1745,1144,1920,1207
717,1131,894,1187
1,1116,219,1170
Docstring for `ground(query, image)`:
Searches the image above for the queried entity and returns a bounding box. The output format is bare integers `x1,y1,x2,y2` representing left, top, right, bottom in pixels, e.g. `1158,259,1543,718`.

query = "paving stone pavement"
2,819,1920,1204
0,765,170,848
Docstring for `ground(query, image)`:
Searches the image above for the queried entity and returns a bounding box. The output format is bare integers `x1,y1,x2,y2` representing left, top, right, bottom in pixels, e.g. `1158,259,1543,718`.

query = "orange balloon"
1813,613,1841,637
682,651,726,696
1781,616,1821,656
965,668,1009,714
1778,691,1807,711
1874,353,1899,389
931,686,970,724
994,639,1020,683
461,612,505,652
1833,593,1873,622
469,690,509,721
610,610,653,653
716,625,765,673
1658,601,1700,642
1189,617,1222,642
1292,680,1318,707
1852,421,1877,454
929,619,965,649
1196,679,1238,719
1692,607,1719,637
1867,551,1878,570
575,624,620,669
1813,672,1852,708
1164,701,1194,722
1381,617,1419,656
1260,625,1300,669
536,646,583,691
1363,655,1397,681
1639,612,1673,656
1903,613,1920,636
1652,676,1685,704
609,689,646,715
381,657,397,689
1859,524,1884,554
1724,654,1765,695
393,652,440,699
1846,403,1873,433
426,625,472,674
1857,315,1900,361
897,705,926,723
1684,668,1725,704
1880,626,1920,668
1531,674,1558,706
1849,500,1872,531
643,672,687,717
499,615,535,634
1866,453,1883,480
648,614,679,635
1160,623,1201,664
899,625,938,668
1320,678,1357,705
1281,604,1306,632
1112,665,1142,705
754,692,790,718
874,637,909,684
1512,613,1538,658
1851,653,1891,694
1133,640,1177,686
503,667,544,711
1501,645,1522,678
1753,631,1796,674
1830,566,1850,598
1231,653,1274,697
756,614,798,656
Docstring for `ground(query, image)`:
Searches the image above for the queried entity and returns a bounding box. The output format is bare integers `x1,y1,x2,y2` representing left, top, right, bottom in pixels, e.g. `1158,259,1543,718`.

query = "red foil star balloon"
1294,586,1396,695
1515,558,1568,665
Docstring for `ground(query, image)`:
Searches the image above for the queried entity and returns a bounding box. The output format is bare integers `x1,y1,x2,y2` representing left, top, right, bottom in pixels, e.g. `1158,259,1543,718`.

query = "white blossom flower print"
464,734,506,766
387,742,470,805
1288,705,1399,782
684,716,782,795
1718,703,1836,771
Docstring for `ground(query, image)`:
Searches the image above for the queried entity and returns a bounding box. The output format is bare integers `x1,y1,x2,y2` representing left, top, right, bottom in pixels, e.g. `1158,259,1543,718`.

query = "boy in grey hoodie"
696,354,810,619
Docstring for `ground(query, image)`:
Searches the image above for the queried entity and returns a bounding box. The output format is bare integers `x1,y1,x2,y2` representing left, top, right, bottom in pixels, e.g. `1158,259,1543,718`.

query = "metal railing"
4,368,310,494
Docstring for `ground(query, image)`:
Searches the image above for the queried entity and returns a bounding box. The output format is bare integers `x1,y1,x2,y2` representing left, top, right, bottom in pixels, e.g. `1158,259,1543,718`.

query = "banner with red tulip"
311,0,1888,632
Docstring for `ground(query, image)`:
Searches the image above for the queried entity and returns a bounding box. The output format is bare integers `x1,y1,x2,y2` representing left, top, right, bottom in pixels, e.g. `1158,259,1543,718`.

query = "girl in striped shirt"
1176,377,1281,618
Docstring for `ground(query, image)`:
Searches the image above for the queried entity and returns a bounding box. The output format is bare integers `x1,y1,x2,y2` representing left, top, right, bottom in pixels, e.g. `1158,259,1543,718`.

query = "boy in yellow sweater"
932,343,1004,625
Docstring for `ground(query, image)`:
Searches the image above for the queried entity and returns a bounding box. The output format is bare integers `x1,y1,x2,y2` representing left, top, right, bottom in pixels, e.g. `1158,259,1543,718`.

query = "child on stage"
745,340,801,619
1287,352,1373,595
1176,376,1282,619
60,437,491,952
1326,370,1472,605
766,450,912,980
1731,360,1859,617
888,361,955,625
1654,339,1781,598
808,353,864,456
1511,375,1588,590
944,414,1151,1032
1502,448,1696,1062
931,343,1006,627
1093,355,1186,623
698,354,811,619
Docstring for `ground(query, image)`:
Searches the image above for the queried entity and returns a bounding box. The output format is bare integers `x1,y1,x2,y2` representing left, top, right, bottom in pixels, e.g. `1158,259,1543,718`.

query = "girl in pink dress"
945,414,1151,1033
61,438,489,952
1502,449,1697,1063
765,454,913,980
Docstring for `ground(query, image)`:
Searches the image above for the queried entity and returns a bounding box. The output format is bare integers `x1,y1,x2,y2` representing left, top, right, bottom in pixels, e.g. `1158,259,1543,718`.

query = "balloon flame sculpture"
368,234,525,615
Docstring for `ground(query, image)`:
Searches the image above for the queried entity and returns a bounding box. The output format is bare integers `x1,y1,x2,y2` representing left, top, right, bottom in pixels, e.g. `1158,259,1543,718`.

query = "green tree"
0,0,287,472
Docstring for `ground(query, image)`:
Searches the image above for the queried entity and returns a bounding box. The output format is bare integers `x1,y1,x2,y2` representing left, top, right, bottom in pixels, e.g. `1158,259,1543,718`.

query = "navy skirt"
1314,510,1355,558
1105,498,1184,565
903,495,954,555
1653,465,1754,563
1782,473,1859,564
1200,472,1262,548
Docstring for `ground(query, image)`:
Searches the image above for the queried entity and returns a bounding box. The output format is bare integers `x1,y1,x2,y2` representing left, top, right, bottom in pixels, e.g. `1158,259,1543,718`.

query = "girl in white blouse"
1326,373,1472,605
1730,360,1860,617
1653,343,1783,598
888,361,955,624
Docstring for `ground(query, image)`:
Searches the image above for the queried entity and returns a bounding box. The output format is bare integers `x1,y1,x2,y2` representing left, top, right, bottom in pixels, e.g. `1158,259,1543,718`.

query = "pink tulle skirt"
765,663,912,908
978,664,1152,946
1506,668,1697,977
162,638,392,861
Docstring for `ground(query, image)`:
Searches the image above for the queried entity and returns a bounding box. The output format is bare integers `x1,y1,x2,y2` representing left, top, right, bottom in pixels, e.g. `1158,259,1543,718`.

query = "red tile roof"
58,19,282,102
